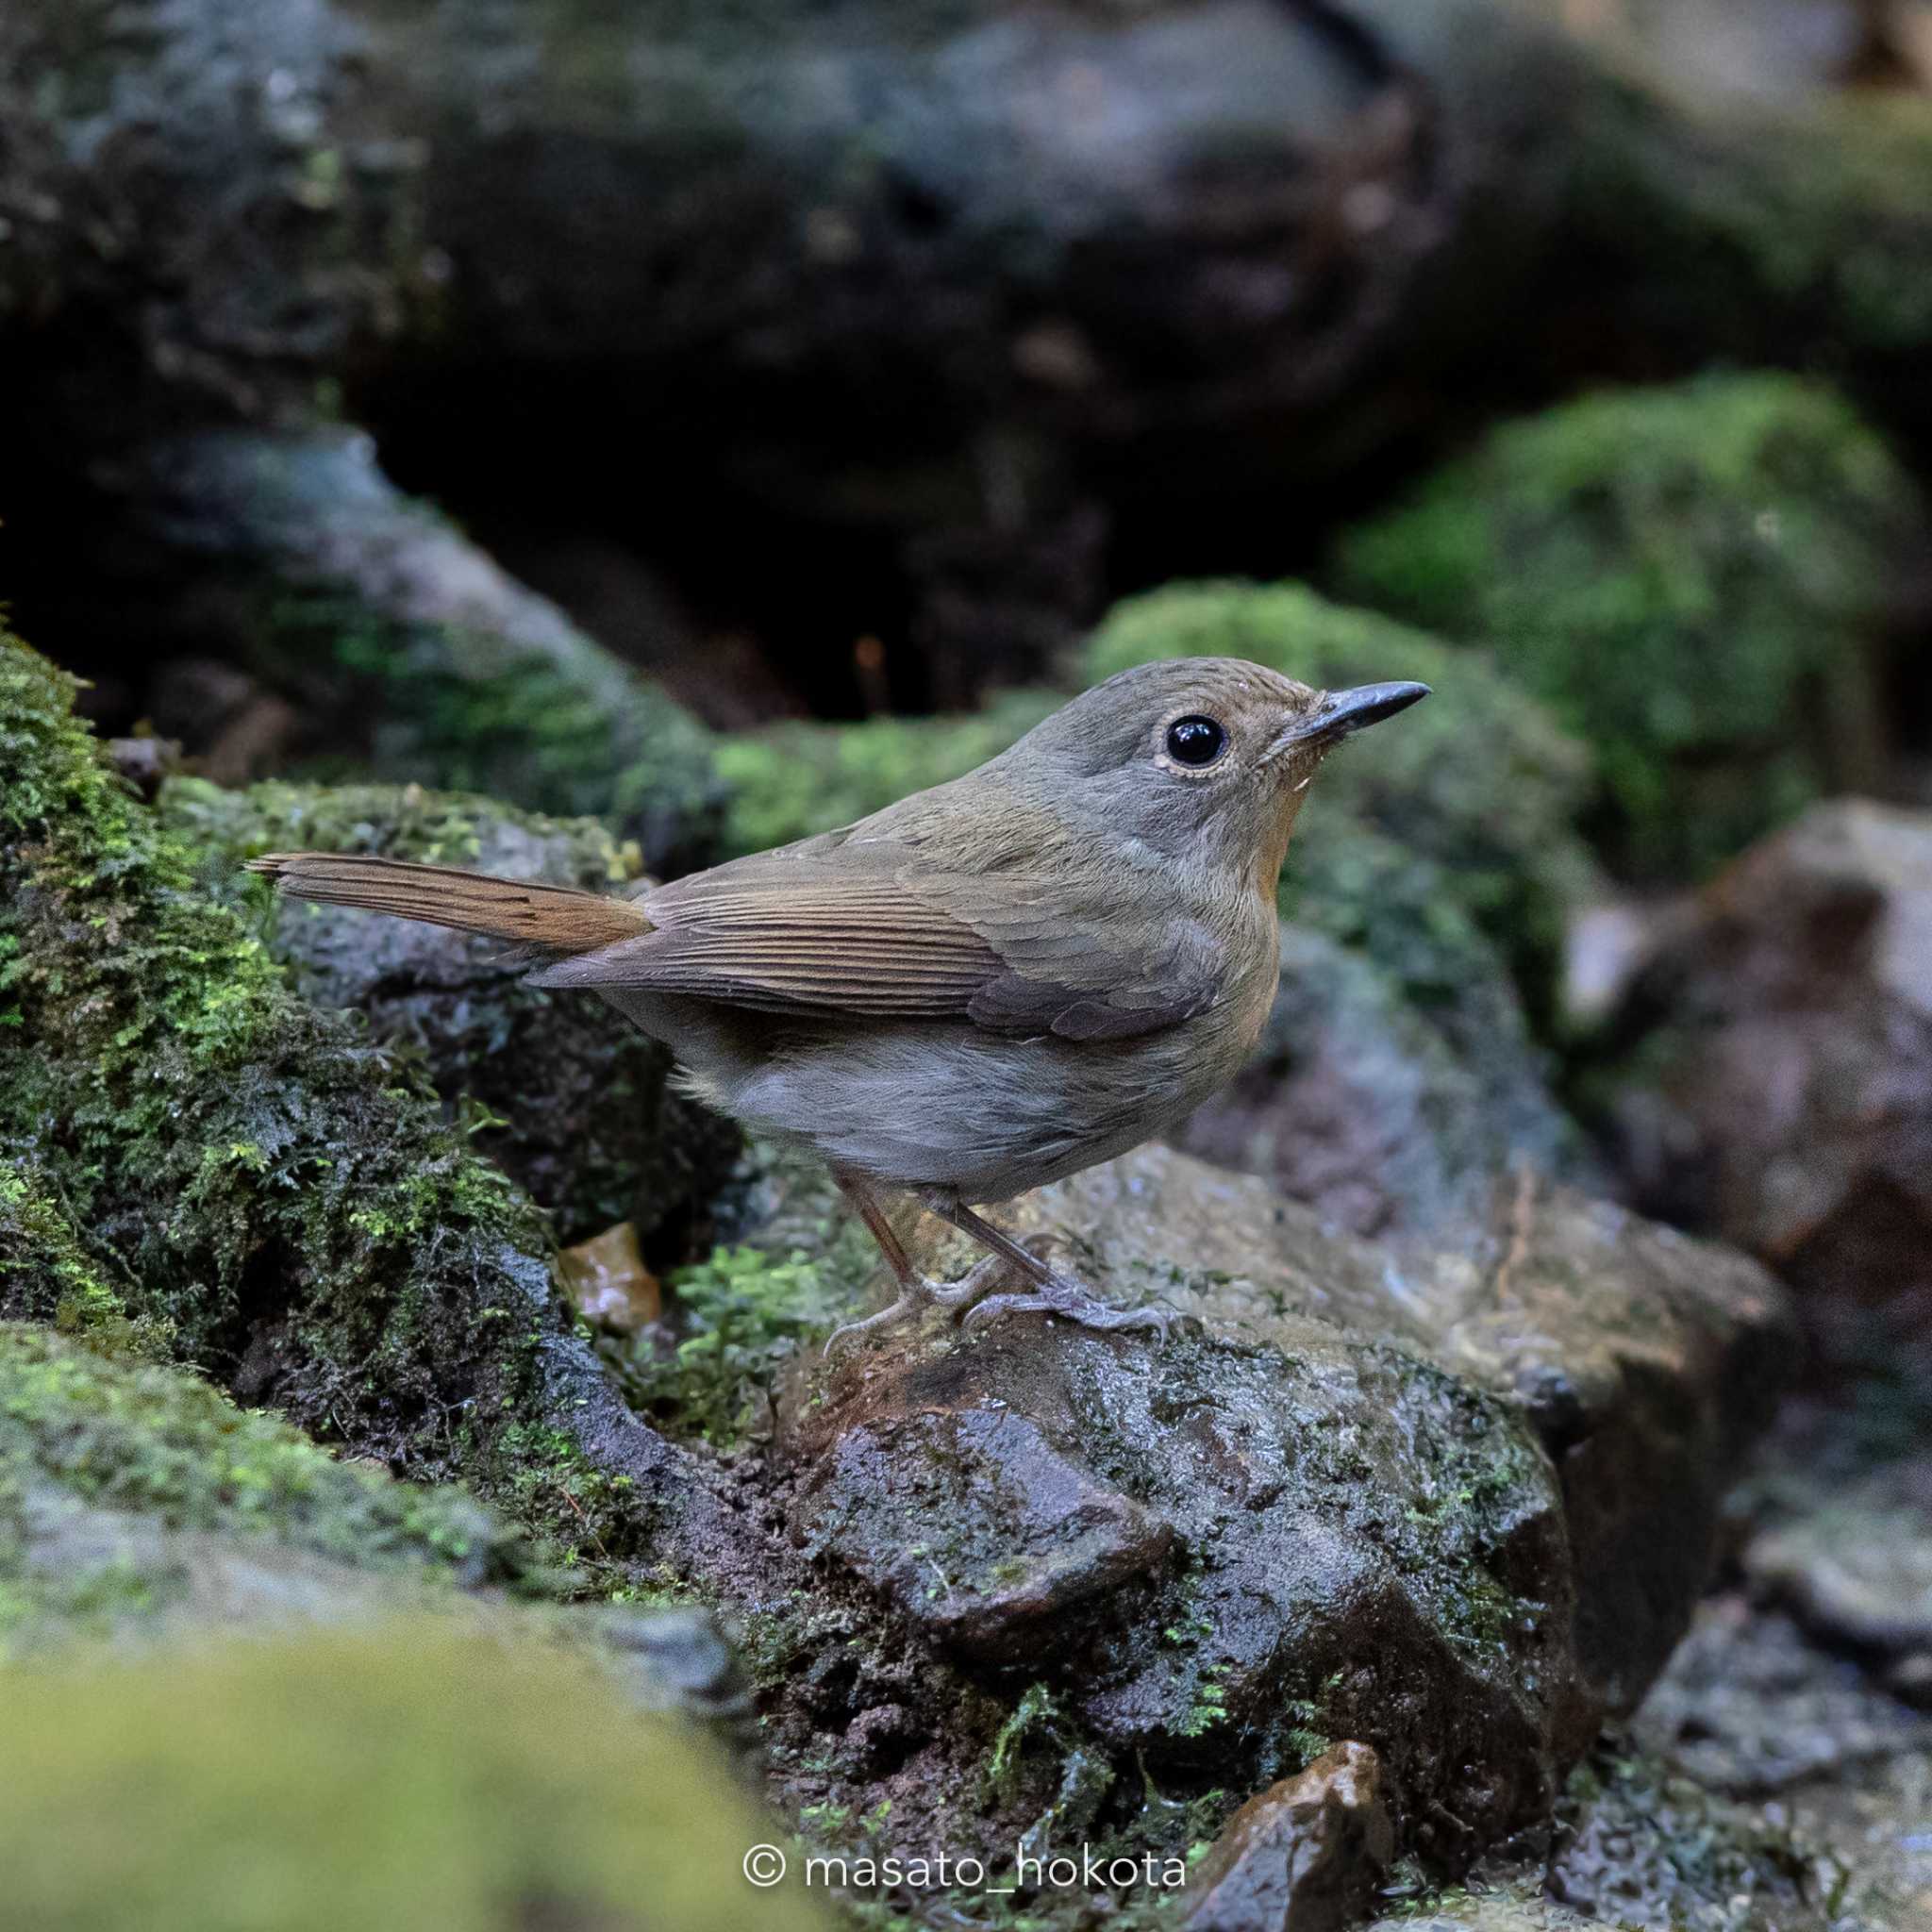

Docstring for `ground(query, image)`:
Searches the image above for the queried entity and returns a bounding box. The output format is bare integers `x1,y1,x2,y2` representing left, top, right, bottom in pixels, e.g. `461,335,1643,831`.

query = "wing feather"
526,851,1224,1040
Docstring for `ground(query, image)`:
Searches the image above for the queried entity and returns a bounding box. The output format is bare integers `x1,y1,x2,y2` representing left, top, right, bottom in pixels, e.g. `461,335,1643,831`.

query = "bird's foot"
961,1267,1174,1341
822,1254,1013,1355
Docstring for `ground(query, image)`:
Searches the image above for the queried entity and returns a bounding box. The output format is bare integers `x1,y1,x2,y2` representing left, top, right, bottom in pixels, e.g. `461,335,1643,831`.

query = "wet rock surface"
774,1141,1790,1865
1186,1741,1394,1932
1599,799,1932,1382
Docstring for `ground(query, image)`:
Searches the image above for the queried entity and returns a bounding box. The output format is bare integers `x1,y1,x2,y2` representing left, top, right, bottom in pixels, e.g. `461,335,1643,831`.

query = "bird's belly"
718,1006,1264,1203
596,946,1277,1204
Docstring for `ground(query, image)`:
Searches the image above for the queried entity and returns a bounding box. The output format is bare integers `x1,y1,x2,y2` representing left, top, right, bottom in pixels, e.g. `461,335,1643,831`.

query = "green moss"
984,1682,1065,1802
0,1163,171,1354
613,1245,845,1449
127,430,724,876
0,1621,833,1932
1333,374,1924,879
715,691,1058,858
0,627,664,1555
308,586,724,874
0,1322,525,1650
1571,69,1932,362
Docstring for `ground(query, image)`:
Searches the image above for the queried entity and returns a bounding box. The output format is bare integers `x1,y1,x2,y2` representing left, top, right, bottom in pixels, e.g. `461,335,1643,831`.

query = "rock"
599,1605,759,1740
14,0,1932,729
161,774,741,1247
0,1622,833,1932
1546,1745,1845,1932
0,627,748,1577
1745,1505,1932,1661
776,1141,1790,1860
125,430,727,877
1632,1595,1930,1793
1333,375,1927,880
0,1313,769,1775
793,1403,1178,1665
1185,1741,1394,1932
1595,798,1932,1383
1887,1651,1932,1708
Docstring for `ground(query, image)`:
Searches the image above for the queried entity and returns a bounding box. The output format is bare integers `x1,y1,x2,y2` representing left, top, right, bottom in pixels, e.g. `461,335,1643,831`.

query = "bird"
249,657,1427,1349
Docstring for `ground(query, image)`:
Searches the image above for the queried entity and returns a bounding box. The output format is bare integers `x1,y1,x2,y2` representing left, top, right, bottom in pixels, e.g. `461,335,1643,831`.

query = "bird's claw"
960,1284,1174,1340
822,1256,1011,1355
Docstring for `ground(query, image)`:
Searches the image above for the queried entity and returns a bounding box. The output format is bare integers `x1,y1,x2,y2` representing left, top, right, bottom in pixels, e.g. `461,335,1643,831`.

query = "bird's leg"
822,1172,1016,1354
917,1192,1174,1340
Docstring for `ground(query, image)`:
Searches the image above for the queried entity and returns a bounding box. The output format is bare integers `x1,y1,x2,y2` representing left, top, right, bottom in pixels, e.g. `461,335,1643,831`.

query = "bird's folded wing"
525,866,1221,1041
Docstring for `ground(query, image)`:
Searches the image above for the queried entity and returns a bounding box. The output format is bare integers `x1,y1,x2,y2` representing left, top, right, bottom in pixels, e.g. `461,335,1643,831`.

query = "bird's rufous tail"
246,852,653,951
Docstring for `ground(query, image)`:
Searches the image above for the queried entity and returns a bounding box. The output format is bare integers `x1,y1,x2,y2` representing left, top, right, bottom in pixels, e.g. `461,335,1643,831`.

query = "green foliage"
615,1246,839,1448
1333,373,1924,878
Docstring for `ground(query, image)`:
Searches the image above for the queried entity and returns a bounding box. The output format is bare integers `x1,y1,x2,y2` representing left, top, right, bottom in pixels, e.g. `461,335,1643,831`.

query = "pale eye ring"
1165,715,1227,768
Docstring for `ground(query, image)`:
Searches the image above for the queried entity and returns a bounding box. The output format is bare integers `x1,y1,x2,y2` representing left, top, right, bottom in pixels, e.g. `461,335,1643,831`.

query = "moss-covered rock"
0,1621,831,1932
160,775,740,1248
762,1138,1790,1868
0,1163,168,1355
0,1321,525,1654
0,626,737,1574
1332,373,1924,879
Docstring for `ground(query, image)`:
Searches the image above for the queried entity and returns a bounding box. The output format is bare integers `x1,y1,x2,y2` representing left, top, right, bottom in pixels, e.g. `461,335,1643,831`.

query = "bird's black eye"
1165,715,1227,768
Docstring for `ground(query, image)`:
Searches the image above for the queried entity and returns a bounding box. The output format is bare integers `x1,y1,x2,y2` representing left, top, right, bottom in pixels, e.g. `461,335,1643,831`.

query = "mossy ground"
1333,373,1924,880
0,1161,169,1355
714,690,1059,859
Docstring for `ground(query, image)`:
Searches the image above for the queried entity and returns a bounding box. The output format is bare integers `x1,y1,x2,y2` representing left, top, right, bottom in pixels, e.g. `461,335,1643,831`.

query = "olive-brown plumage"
250,657,1426,1343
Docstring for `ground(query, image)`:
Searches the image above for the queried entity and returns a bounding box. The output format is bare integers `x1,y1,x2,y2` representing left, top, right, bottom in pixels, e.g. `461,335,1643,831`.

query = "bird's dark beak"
1272,680,1431,756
